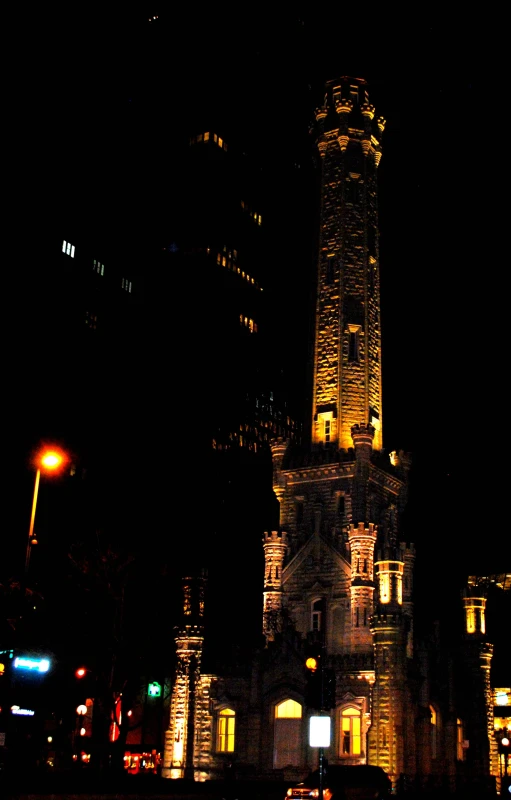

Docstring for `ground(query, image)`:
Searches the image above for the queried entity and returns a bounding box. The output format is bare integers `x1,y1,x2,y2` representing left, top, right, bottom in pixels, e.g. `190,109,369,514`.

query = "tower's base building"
161,77,500,796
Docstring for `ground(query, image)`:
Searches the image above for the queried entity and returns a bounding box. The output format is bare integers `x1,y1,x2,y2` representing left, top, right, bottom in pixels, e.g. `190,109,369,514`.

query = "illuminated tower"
311,77,384,452
263,77,412,784
461,581,497,783
162,574,206,780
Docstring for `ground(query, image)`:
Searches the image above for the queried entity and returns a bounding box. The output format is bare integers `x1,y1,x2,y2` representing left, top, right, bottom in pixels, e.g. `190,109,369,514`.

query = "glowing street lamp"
25,447,67,577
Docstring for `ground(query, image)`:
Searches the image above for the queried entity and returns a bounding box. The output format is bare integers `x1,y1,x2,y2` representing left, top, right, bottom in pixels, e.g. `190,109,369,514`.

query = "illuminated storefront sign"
11,705,35,716
13,656,50,673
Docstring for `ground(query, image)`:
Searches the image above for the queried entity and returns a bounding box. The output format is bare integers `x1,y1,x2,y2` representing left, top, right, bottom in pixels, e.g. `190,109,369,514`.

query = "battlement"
351,423,376,439
263,530,288,545
348,522,378,539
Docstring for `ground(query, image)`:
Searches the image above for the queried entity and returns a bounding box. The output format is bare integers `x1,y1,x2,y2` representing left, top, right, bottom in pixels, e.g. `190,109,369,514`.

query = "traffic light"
305,651,322,709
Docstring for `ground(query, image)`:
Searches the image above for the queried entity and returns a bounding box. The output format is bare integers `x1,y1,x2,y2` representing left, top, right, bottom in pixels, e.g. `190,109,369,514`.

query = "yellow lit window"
340,706,361,756
380,573,390,603
217,708,235,752
204,132,210,141
275,699,302,719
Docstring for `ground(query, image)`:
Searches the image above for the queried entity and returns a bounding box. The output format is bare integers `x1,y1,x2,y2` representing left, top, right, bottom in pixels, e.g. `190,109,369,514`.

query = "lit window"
340,706,361,756
204,132,210,141
275,699,302,719
62,240,75,258
325,419,331,443
216,708,235,753
380,573,390,603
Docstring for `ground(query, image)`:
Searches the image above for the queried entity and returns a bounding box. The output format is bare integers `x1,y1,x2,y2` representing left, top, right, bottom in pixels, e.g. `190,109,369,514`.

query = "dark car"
285,764,392,799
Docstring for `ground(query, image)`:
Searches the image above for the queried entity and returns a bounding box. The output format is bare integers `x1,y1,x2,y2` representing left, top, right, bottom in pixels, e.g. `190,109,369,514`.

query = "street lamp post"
24,448,67,580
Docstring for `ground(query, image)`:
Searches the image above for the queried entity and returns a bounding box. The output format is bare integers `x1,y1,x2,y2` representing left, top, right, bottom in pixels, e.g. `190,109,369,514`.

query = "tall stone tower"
162,76,497,794
311,77,384,453
262,76,414,784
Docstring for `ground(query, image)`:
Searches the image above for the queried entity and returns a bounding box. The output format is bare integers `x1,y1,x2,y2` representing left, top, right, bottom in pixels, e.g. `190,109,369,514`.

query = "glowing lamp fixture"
40,451,63,470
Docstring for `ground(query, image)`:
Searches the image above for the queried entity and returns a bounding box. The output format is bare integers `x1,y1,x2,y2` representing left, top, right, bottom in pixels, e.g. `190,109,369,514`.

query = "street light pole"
25,468,42,577
23,447,67,584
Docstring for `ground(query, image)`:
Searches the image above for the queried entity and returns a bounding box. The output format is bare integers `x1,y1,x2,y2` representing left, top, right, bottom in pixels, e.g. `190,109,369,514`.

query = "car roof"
309,765,391,786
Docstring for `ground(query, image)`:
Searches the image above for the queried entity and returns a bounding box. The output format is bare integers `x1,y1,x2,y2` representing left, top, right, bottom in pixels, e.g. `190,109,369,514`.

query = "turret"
262,529,288,642
270,437,289,526
162,573,206,780
348,522,377,653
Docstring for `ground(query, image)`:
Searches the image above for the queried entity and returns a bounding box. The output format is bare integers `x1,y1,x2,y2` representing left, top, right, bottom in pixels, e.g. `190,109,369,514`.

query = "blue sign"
13,656,50,673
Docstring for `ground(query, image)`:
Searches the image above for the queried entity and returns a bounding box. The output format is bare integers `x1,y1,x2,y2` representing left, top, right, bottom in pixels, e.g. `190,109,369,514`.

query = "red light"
75,668,86,678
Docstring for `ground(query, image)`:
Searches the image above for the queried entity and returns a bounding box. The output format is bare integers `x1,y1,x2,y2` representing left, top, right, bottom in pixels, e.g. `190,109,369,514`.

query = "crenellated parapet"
361,102,375,120
312,77,384,167
348,522,378,564
315,104,328,122
351,423,376,456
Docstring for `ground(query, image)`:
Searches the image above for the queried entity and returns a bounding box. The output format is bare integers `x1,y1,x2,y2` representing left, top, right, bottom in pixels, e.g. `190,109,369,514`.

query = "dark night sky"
5,8,510,674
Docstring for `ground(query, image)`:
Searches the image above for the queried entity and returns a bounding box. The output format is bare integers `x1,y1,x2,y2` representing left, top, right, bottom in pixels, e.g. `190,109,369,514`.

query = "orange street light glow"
41,451,62,469
35,447,68,473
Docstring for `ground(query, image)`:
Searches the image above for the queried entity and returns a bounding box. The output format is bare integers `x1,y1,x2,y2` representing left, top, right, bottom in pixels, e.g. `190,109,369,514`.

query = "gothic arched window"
340,705,361,756
216,708,235,753
273,698,302,769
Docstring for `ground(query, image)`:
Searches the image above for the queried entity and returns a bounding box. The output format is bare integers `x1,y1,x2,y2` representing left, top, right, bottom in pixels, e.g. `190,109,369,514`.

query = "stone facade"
161,77,497,795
